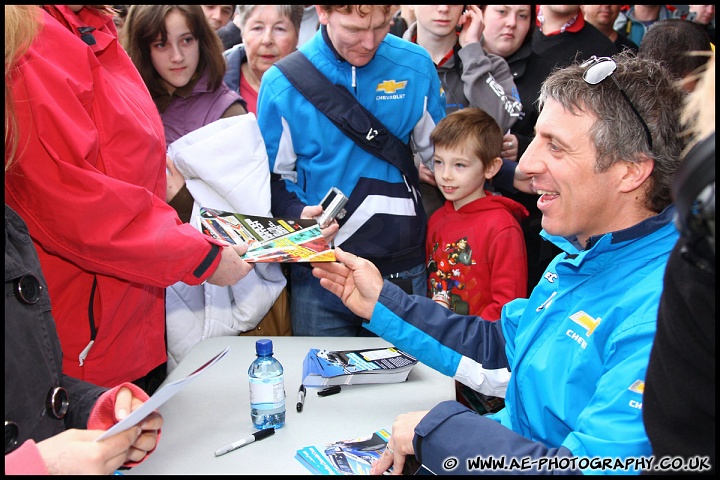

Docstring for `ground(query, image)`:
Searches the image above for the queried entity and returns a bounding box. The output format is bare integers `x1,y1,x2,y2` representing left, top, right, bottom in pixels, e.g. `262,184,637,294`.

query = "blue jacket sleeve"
365,281,509,380
414,401,577,475
257,69,307,218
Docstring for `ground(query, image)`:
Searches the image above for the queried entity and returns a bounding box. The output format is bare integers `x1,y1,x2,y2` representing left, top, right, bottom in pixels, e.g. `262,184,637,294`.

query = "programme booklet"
301,346,418,387
295,428,392,475
198,207,336,263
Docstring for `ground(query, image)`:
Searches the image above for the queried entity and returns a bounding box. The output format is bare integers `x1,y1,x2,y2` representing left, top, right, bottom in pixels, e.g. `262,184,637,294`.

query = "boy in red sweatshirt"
426,108,529,320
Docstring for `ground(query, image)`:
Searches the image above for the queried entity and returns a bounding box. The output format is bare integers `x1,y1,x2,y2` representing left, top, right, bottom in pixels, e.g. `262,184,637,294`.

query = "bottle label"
249,375,285,405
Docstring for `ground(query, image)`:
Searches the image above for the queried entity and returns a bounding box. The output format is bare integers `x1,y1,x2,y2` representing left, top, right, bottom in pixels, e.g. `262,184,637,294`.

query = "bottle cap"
256,339,273,355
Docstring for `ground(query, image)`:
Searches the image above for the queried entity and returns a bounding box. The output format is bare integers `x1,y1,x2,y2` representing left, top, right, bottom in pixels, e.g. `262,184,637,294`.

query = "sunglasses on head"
580,56,653,152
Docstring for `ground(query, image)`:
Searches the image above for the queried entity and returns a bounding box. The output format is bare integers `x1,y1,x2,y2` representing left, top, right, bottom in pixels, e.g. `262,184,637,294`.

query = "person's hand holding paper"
94,346,230,461
111,385,164,464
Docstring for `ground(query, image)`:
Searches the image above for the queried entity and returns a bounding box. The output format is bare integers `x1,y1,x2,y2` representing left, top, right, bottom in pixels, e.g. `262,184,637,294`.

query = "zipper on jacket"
402,175,412,194
79,340,94,366
352,65,357,91
536,291,557,312
79,276,99,366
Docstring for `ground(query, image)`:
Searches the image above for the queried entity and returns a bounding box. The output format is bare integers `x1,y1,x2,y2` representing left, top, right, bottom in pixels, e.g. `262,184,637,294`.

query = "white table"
126,336,456,475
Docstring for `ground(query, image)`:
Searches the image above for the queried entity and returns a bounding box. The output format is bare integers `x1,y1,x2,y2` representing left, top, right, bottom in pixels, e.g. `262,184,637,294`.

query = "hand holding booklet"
295,428,426,475
302,346,418,387
296,428,391,475
95,347,230,441
199,207,336,263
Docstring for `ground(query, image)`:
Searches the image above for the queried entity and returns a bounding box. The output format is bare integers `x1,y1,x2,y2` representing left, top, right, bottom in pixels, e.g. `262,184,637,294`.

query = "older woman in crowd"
224,5,304,114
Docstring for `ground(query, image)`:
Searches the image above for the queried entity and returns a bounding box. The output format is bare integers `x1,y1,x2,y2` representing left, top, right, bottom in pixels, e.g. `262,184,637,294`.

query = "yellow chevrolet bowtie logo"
628,380,644,394
569,310,601,336
376,80,407,94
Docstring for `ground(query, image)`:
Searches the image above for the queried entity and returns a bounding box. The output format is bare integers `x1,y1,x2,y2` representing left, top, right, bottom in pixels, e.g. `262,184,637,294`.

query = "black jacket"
5,204,106,453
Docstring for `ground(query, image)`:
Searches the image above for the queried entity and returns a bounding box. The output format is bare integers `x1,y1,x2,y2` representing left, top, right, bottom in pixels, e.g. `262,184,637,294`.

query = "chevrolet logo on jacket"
376,80,407,94
569,310,602,336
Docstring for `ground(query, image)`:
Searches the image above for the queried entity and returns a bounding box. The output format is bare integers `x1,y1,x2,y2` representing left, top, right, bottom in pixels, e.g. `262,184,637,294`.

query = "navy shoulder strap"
274,51,418,188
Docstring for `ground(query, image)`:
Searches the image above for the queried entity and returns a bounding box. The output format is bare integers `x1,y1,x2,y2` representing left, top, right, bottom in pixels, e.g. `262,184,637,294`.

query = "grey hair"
538,50,686,213
236,5,304,36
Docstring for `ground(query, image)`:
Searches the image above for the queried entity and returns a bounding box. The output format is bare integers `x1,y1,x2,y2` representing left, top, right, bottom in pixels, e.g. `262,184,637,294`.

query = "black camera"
315,187,348,229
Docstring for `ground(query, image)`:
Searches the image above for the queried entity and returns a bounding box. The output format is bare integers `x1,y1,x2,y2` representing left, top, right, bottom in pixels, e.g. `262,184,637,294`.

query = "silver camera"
315,187,348,228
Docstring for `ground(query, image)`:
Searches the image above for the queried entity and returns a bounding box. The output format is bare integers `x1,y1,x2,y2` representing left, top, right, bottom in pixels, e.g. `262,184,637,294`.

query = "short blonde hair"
681,52,715,148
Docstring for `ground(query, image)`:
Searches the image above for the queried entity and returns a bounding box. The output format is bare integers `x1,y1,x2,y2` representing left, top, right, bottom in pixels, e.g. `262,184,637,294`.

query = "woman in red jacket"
5,5,162,474
4,5,253,392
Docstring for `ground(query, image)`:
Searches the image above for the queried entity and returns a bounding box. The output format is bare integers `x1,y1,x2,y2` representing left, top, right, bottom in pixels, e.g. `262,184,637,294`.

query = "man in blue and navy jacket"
257,5,446,337
312,51,688,475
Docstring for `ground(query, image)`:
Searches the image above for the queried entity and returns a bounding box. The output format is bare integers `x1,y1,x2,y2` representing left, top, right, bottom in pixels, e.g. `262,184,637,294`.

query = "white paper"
95,346,230,441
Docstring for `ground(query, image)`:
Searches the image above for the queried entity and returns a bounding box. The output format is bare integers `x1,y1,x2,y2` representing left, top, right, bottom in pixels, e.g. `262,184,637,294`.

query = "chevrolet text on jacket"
257,26,446,276
366,206,678,475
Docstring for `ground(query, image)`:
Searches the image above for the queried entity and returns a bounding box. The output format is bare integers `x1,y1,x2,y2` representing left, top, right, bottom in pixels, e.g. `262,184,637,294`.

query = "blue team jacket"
367,206,679,475
257,26,446,275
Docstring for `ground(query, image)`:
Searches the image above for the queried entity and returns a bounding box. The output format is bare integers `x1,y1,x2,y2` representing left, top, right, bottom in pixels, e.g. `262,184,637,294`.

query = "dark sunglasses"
580,56,653,152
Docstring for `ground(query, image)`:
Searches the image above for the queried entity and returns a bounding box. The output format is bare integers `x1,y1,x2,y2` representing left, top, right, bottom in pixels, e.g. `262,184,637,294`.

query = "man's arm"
312,248,510,395
409,50,447,171
256,72,308,218
457,5,522,133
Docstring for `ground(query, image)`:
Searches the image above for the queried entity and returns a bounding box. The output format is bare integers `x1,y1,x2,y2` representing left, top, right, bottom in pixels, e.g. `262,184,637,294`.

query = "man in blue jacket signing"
311,50,687,475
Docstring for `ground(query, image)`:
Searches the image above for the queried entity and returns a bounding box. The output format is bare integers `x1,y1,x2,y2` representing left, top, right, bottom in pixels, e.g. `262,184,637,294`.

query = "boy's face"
432,144,500,211
412,5,464,39
317,6,393,67
201,5,234,30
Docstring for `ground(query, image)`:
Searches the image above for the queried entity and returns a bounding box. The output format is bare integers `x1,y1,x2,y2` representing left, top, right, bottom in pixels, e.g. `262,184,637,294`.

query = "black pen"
214,428,275,457
318,385,342,397
297,385,306,412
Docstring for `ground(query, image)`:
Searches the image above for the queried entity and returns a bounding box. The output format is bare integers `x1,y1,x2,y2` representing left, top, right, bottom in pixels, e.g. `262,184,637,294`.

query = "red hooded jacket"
5,6,224,386
426,192,529,320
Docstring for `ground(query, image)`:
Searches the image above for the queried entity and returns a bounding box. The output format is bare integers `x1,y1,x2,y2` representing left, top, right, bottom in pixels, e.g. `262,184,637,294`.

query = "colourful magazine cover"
198,207,336,263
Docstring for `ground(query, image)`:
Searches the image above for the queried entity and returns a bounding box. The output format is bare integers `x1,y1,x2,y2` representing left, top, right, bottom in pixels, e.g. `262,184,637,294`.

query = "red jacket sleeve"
5,8,223,287
87,382,161,467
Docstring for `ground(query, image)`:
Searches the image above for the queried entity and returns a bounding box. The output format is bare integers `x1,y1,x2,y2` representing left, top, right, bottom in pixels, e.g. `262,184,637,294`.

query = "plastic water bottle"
248,339,286,429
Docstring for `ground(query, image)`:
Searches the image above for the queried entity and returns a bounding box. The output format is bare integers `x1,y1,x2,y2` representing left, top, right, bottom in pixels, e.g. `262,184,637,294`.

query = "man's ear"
618,156,654,193
316,5,329,26
485,156,503,180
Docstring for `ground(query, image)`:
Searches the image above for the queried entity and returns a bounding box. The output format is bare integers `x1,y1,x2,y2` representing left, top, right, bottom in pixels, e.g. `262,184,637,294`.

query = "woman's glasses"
580,56,653,152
